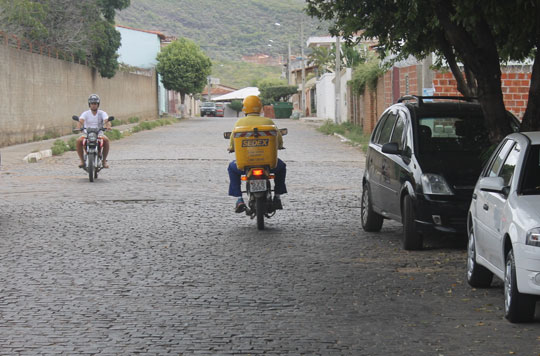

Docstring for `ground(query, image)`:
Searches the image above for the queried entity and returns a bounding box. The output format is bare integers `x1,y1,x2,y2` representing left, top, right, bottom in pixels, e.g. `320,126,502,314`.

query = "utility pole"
207,76,212,101
335,35,341,124
287,41,291,85
301,17,306,117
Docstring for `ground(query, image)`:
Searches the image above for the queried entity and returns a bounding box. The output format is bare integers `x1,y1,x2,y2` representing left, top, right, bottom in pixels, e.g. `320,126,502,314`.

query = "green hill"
116,0,330,87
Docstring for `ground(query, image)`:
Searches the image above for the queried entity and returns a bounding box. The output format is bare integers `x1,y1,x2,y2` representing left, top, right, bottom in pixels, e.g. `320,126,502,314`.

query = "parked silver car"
467,131,540,322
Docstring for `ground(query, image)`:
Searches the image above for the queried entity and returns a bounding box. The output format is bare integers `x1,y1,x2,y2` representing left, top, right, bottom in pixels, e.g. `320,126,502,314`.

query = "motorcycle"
72,115,114,182
224,125,288,230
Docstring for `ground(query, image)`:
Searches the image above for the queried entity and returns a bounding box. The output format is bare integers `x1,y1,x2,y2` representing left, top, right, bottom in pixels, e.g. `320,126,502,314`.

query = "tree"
308,42,364,76
308,46,333,75
0,0,129,78
306,0,540,142
156,38,212,118
228,100,243,117
260,85,298,104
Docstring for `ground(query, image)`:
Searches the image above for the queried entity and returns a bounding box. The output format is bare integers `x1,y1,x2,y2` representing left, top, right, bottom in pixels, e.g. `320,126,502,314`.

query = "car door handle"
483,203,489,211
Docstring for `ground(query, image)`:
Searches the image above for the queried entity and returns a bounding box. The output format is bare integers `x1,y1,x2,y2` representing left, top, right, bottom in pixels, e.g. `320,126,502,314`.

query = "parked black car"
200,102,216,117
361,95,520,250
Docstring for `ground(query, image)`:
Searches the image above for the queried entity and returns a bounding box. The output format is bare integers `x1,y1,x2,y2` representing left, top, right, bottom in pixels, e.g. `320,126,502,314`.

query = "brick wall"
433,68,531,119
348,63,532,134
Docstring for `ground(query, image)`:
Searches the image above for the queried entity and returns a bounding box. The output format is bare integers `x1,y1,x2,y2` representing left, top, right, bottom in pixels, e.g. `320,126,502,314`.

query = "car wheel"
402,195,423,250
361,184,383,232
504,249,536,323
466,223,493,287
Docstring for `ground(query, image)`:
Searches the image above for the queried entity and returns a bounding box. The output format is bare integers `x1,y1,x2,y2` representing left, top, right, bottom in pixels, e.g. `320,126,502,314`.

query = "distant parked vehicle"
215,103,225,117
200,102,216,117
467,131,540,323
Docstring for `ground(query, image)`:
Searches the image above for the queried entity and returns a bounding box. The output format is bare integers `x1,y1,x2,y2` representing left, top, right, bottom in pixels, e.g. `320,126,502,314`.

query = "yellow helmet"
242,95,262,114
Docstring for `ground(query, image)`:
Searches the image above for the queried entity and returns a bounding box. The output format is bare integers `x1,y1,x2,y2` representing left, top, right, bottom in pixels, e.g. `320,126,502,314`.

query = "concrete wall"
316,73,335,121
0,43,158,147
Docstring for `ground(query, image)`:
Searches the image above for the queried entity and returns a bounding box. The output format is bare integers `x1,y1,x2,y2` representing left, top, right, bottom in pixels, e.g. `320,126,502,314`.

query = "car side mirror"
381,142,400,155
478,176,509,196
224,132,231,139
279,128,288,136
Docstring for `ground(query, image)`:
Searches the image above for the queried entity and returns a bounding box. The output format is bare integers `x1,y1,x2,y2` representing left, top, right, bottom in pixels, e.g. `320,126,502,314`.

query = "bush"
128,116,140,123
51,139,69,155
105,129,122,140
67,137,77,151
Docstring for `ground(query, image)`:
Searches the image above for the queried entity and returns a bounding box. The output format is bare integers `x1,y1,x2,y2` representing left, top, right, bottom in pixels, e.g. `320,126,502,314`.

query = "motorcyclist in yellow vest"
227,95,287,213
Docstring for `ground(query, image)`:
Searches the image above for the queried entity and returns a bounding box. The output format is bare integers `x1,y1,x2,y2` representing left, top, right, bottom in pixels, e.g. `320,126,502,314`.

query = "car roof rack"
397,95,477,105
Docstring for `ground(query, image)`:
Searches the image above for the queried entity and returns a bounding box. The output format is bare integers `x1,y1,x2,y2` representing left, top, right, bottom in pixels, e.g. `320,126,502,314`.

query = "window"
499,143,520,186
520,145,540,194
377,112,397,145
371,112,389,143
390,114,406,149
487,140,514,178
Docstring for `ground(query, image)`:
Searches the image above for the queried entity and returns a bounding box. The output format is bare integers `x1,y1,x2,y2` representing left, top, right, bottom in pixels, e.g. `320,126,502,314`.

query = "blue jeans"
228,159,287,197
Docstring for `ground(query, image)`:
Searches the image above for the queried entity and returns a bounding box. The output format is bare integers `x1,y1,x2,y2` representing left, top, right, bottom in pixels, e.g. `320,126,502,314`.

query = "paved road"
0,117,539,355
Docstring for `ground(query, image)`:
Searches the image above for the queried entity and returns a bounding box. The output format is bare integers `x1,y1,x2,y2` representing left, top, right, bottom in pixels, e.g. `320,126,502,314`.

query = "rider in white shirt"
76,94,112,168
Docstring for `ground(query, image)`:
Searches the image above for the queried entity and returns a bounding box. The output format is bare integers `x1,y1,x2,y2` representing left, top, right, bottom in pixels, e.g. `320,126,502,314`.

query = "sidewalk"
299,116,327,125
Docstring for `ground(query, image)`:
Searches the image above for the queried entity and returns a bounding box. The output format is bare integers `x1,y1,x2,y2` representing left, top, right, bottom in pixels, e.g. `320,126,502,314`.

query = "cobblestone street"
0,117,539,355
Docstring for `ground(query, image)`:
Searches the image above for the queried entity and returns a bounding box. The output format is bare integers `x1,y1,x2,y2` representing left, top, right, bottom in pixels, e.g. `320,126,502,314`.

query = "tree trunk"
434,1,511,143
520,49,540,131
476,69,513,143
180,92,186,118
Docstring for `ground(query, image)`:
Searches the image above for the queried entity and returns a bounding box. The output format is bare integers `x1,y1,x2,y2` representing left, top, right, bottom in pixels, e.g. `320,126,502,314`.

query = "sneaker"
235,199,246,213
273,196,283,210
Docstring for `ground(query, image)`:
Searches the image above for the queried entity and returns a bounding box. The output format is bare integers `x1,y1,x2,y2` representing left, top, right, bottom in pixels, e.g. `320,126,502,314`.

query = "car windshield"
417,115,491,155
520,145,540,195
202,102,215,107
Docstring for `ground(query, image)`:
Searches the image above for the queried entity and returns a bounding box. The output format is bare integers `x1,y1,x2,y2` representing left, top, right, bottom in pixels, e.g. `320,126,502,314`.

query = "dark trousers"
228,159,287,197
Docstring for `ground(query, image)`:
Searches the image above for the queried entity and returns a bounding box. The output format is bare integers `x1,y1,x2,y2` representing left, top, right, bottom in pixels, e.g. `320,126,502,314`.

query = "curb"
23,149,53,163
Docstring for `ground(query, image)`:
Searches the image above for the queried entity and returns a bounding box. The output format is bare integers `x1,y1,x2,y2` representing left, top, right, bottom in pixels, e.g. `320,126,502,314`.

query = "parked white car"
467,131,540,322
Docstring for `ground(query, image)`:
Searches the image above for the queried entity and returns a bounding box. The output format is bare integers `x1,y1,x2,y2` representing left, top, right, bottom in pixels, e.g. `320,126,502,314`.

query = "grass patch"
317,121,371,152
131,118,178,133
51,139,70,156
105,129,123,140
33,130,61,142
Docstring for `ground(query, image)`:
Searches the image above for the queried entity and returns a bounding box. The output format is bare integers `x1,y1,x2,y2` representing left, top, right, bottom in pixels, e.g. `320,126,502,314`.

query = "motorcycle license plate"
249,180,266,192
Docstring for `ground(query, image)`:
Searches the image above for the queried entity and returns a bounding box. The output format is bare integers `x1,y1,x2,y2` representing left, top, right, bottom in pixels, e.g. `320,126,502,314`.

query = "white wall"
116,27,161,68
315,69,352,123
316,73,336,121
116,26,166,115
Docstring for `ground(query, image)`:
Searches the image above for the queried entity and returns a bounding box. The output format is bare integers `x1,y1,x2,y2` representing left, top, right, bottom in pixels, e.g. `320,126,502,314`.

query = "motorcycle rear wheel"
256,197,265,230
87,152,95,182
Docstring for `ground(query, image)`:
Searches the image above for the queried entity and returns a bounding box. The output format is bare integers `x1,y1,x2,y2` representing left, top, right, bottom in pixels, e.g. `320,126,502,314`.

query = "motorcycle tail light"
252,169,264,176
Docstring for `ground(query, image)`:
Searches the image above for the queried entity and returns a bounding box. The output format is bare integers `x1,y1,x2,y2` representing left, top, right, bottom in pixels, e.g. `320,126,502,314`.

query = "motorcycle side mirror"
279,128,288,136
108,116,115,121
72,115,79,121
223,132,231,139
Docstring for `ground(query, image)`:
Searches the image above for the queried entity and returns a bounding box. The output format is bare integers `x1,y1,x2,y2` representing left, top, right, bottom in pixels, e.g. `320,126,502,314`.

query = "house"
116,25,197,117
